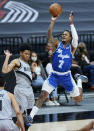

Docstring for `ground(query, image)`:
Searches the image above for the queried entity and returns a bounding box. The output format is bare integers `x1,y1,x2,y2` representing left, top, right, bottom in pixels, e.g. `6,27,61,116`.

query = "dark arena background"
0,0,94,131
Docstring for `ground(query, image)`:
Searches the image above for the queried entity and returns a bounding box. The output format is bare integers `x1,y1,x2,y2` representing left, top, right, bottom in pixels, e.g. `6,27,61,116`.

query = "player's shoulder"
11,58,19,63
10,59,21,67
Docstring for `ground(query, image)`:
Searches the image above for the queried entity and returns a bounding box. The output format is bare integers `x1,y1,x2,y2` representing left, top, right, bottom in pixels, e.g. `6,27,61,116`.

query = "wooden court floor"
28,119,94,131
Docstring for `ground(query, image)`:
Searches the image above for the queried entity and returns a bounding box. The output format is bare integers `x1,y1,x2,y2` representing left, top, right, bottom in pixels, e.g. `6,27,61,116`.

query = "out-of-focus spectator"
30,52,46,88
75,42,94,90
71,57,88,90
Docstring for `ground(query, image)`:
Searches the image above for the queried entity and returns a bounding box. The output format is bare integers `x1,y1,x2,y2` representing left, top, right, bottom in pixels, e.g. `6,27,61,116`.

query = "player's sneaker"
23,115,33,127
74,73,88,83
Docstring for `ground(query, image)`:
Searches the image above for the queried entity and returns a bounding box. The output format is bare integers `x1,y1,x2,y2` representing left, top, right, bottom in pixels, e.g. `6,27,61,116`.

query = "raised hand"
4,50,12,57
51,16,58,22
69,11,74,25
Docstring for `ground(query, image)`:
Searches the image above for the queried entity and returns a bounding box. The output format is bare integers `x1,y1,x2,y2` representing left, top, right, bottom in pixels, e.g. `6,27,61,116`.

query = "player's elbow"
2,68,9,74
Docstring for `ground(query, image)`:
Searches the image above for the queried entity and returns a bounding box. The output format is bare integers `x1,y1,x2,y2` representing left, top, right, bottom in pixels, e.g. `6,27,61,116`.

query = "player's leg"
30,73,58,117
27,87,35,110
25,73,58,126
21,88,50,127
30,79,55,119
69,74,83,102
23,87,35,127
14,87,28,113
24,86,52,127
60,72,83,103
14,86,30,127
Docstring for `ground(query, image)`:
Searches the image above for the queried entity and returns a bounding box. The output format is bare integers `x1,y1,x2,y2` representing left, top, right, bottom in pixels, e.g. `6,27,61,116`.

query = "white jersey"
15,59,32,86
14,59,34,113
0,89,13,120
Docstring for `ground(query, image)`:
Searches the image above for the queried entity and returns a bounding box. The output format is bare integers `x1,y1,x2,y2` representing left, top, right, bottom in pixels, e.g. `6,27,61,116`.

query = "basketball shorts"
0,119,19,131
14,85,35,113
42,72,80,97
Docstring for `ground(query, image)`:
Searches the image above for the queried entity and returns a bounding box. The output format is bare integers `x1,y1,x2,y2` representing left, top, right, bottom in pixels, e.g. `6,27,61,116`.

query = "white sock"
30,106,39,119
77,78,82,89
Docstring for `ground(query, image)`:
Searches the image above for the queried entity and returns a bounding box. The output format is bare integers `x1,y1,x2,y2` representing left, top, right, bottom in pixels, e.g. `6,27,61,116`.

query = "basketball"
49,3,62,17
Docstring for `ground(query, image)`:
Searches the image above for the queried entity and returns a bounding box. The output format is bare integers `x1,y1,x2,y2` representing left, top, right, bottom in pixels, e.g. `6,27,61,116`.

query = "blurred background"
0,0,94,105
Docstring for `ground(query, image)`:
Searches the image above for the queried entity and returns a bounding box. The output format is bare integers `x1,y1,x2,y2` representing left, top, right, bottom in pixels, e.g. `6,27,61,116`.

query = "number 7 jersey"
52,42,72,72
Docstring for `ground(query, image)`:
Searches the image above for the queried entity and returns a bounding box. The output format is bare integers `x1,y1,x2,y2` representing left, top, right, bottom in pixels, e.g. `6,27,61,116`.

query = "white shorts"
14,85,35,113
42,78,80,98
0,119,19,131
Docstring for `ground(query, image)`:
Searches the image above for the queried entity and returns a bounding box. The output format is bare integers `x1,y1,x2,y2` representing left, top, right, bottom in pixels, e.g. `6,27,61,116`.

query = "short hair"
59,30,72,42
19,44,32,52
64,30,72,38
61,30,72,43
0,74,5,87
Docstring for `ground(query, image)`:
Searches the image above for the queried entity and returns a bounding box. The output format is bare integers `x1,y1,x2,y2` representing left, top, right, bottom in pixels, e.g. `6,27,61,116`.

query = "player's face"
61,31,71,44
21,50,31,62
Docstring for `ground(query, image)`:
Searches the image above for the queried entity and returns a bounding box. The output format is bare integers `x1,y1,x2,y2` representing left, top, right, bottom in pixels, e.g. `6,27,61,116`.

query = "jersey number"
0,100,2,111
58,60,64,68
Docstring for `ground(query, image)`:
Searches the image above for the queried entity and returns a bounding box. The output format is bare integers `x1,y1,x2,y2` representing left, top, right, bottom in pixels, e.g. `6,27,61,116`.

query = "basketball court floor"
28,92,94,131
28,119,94,131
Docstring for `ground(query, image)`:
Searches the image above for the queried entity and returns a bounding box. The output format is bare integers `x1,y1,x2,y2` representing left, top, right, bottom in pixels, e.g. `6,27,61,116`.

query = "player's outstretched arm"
69,11,78,55
47,17,59,48
47,17,57,42
2,50,20,73
9,93,25,131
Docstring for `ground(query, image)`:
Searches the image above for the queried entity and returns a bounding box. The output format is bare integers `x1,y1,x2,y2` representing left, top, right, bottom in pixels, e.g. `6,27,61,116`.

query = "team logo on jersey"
0,0,39,23
66,47,70,49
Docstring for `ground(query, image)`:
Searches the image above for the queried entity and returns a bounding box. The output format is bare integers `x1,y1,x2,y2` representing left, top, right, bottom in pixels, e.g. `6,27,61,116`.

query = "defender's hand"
4,50,12,57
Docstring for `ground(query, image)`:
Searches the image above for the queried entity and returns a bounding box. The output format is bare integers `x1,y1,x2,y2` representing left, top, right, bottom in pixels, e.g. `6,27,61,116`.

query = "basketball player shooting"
20,11,83,126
